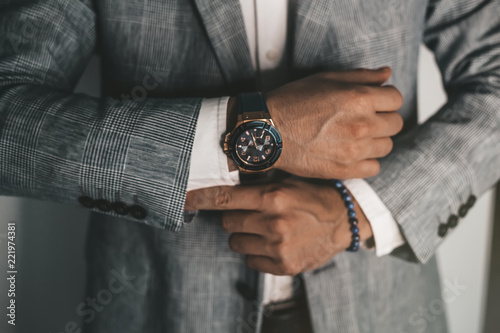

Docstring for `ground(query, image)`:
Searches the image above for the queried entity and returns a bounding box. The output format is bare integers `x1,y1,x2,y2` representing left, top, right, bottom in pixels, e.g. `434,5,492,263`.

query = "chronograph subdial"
236,128,276,165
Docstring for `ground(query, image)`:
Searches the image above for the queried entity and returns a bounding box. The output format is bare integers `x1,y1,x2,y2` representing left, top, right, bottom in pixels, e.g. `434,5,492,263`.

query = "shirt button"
266,48,280,62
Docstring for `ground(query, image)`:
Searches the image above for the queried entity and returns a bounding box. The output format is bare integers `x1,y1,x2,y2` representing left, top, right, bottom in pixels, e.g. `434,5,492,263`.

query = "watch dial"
236,128,276,165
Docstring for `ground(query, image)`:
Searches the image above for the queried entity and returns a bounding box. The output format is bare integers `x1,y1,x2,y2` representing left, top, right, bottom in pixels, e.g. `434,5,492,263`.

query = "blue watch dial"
236,127,276,164
229,121,282,171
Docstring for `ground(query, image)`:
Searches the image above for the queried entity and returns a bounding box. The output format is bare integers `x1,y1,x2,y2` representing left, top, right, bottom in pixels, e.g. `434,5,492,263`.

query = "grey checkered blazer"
1,0,499,332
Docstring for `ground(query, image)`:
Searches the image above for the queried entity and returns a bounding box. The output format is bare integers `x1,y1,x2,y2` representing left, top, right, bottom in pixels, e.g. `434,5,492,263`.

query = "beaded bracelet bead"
332,180,360,252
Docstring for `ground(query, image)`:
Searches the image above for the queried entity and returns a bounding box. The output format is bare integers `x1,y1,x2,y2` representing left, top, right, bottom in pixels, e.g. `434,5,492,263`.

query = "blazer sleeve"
365,0,500,263
0,0,201,231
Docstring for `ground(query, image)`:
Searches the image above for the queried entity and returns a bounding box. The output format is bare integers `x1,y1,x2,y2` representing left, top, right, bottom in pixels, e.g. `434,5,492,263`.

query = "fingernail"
376,66,389,71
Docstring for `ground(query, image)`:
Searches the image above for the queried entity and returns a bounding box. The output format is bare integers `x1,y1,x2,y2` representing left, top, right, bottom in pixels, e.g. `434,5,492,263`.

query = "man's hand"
185,178,373,276
263,67,403,179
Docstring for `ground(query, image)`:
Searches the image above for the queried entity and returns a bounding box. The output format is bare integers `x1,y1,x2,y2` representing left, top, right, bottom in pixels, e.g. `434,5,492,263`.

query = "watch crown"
223,132,232,155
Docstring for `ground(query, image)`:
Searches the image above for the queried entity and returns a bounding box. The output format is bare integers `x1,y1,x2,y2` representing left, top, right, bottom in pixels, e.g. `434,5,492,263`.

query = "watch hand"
251,132,265,151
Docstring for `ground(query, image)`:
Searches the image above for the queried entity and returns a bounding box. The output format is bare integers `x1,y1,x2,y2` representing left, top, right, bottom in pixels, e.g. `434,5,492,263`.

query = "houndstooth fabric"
0,0,499,332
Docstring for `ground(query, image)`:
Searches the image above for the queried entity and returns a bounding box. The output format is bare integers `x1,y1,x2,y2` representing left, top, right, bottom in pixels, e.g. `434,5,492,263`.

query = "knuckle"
341,142,361,162
221,218,230,231
351,88,370,106
348,121,371,139
214,188,231,208
331,163,351,179
263,188,289,211
270,217,289,236
221,215,233,231
275,242,291,261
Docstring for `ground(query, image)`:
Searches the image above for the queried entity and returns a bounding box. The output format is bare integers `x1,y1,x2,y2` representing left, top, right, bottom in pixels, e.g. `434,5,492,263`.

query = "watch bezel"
228,120,282,172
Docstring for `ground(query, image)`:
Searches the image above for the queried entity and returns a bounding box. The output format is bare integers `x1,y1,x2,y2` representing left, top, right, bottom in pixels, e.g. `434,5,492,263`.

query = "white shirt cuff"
343,178,405,257
187,97,240,191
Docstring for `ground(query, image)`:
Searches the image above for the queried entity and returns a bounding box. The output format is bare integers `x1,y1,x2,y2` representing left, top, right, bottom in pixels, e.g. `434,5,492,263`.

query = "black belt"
261,285,314,333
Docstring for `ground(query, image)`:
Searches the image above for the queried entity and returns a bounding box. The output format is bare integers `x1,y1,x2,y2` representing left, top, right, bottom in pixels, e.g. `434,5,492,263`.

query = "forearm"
0,83,202,230
0,0,213,231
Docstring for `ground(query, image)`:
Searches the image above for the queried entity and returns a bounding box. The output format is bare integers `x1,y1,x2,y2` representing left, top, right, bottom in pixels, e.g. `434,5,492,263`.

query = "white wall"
0,47,495,333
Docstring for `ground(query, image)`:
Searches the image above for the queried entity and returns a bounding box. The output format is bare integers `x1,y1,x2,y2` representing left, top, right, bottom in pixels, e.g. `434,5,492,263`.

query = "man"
0,1,498,333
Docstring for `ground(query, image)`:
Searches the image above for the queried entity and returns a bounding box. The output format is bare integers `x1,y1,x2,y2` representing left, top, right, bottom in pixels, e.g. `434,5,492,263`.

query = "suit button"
129,205,147,219
111,202,129,215
447,214,459,229
438,223,448,237
467,195,477,208
78,196,95,208
95,199,112,212
458,204,469,217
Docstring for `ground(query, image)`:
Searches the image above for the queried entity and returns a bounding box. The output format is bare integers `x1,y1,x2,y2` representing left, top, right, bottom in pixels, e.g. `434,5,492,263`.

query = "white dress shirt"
186,0,405,304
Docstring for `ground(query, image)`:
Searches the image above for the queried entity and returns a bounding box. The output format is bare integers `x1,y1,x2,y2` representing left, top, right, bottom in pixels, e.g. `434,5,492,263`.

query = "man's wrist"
351,195,374,245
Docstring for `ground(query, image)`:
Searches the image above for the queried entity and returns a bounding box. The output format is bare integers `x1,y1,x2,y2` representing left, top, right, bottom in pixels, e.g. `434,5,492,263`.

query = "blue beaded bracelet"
332,180,360,252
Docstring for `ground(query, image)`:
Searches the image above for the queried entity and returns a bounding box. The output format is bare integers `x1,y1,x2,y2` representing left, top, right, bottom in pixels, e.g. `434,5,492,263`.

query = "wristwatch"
224,92,283,173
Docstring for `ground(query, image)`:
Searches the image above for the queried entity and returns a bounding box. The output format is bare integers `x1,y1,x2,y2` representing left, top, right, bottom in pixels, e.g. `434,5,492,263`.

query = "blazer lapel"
192,0,255,85
292,0,334,68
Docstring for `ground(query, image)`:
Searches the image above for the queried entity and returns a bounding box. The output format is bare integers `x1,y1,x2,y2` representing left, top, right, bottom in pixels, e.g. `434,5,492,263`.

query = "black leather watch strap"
238,92,269,115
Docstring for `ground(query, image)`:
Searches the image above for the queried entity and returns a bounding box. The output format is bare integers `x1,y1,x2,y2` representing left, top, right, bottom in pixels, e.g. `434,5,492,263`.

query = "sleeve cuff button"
438,223,448,237
78,196,95,208
130,205,147,219
111,202,129,215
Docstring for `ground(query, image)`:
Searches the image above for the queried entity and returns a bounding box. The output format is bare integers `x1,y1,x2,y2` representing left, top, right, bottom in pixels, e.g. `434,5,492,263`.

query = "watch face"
236,128,276,164
230,121,282,171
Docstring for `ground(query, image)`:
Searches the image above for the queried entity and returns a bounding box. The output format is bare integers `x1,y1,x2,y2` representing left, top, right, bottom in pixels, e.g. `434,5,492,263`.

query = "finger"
337,159,381,179
246,255,302,276
322,67,391,85
364,137,394,159
222,211,268,235
372,112,404,137
246,255,285,275
185,185,264,211
366,85,404,111
229,233,270,256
